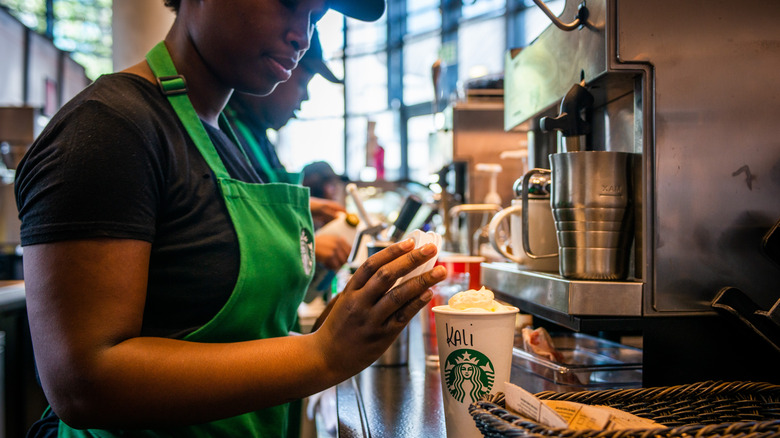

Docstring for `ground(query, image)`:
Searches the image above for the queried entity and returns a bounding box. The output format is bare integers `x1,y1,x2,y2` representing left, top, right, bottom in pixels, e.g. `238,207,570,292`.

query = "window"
462,0,505,19
345,111,396,181
458,17,505,83
345,53,389,115
0,0,46,31
274,0,564,184
3,0,561,184
406,0,440,34
52,0,112,78
407,114,439,183
1,0,112,79
275,10,346,173
403,36,441,106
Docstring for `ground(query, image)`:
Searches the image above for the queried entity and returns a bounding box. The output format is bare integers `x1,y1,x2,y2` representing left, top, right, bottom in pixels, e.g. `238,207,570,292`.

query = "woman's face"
185,0,327,96
261,66,316,130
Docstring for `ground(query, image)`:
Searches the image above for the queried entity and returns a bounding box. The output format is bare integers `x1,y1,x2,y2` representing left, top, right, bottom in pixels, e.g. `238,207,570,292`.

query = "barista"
225,28,350,270
16,0,445,436
302,160,349,205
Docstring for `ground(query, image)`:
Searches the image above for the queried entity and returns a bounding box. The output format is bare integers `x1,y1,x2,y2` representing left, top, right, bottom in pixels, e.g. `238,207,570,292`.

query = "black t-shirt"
15,73,263,338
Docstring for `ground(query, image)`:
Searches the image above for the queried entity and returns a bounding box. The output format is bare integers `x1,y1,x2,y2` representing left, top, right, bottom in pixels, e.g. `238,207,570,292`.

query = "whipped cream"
442,286,511,313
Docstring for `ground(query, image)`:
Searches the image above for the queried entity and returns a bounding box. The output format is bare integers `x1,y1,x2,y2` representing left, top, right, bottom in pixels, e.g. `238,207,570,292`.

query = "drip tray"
481,262,643,317
511,332,643,393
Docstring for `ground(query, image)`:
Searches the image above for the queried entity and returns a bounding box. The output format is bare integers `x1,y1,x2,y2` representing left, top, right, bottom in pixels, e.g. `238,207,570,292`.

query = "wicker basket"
469,381,780,438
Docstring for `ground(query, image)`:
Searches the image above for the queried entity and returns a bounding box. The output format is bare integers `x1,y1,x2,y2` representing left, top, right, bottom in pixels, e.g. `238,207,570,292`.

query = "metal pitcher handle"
487,205,525,264
522,168,557,259
531,0,589,31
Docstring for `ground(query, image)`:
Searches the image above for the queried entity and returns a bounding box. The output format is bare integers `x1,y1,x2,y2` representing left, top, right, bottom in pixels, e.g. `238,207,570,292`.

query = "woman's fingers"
347,239,415,290
357,242,439,305
378,265,447,324
316,244,447,371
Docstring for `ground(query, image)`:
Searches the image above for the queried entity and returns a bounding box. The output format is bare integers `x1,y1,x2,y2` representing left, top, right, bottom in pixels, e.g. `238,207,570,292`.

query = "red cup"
421,271,471,367
434,252,485,290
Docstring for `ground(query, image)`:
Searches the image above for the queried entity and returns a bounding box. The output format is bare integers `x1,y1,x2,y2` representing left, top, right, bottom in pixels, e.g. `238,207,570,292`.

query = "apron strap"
217,112,255,166
224,105,281,183
145,41,236,180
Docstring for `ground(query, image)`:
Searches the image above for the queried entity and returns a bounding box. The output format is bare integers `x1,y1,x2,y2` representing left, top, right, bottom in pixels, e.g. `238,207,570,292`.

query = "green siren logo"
300,229,314,276
443,349,495,404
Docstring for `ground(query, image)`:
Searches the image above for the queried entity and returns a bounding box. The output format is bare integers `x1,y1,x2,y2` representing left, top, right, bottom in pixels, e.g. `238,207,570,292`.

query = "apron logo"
443,349,495,404
300,229,314,276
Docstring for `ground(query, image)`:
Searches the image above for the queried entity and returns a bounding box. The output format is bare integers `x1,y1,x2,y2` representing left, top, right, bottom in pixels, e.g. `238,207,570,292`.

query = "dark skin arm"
25,238,445,429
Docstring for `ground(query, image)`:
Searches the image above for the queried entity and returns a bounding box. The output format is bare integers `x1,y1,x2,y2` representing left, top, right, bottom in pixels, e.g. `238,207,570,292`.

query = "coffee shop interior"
1,0,779,436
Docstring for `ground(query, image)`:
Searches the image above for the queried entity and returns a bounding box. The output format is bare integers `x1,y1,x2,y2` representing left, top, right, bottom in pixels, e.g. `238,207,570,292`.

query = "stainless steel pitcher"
550,151,638,280
523,152,638,280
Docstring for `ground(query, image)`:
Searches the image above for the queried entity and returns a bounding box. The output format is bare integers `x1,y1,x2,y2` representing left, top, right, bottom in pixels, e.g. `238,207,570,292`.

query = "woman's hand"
314,234,352,270
312,239,446,377
310,197,346,226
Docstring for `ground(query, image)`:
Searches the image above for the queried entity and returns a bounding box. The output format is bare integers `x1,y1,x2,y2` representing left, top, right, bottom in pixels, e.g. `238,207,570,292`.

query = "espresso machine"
482,0,780,385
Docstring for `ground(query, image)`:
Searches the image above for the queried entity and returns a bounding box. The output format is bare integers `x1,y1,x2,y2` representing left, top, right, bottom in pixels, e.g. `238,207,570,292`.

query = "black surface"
0,283,49,438
337,317,447,437
712,287,780,353
762,218,780,267
493,287,780,388
335,299,780,436
388,195,423,242
641,314,780,387
493,290,647,332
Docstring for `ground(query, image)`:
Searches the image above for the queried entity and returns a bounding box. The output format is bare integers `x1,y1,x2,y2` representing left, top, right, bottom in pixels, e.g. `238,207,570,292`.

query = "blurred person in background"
302,160,349,206
225,28,339,186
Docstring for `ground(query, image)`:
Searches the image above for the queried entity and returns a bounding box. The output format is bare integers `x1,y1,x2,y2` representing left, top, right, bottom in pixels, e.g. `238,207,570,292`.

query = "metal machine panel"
481,262,642,316
617,0,780,311
499,0,780,319
504,0,607,131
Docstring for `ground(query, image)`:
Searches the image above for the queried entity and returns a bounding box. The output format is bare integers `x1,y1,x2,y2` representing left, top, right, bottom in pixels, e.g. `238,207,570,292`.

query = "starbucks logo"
300,229,314,276
443,349,495,404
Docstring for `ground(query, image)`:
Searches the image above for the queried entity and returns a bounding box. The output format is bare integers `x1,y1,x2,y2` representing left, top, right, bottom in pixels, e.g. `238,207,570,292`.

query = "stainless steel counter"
481,262,643,316
337,316,447,437
481,262,652,332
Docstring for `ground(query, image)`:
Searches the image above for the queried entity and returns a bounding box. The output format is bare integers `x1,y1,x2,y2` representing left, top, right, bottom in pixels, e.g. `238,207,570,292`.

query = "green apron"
223,106,303,185
57,41,315,437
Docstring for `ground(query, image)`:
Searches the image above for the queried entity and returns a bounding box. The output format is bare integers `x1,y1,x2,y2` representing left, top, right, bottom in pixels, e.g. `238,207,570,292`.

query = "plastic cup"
420,273,470,367
435,254,485,291
433,304,519,438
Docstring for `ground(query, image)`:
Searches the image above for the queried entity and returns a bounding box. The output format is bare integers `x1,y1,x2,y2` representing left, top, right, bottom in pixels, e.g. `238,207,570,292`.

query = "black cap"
300,29,341,84
328,0,385,22
302,161,349,185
